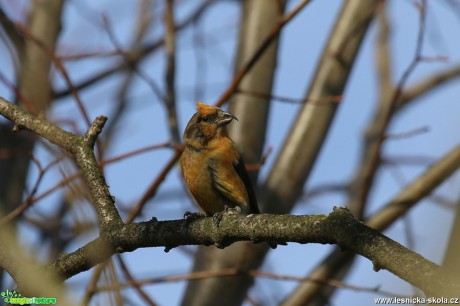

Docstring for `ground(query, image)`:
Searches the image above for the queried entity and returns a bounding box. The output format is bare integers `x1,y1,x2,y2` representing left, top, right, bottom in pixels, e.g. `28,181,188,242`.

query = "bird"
180,102,260,218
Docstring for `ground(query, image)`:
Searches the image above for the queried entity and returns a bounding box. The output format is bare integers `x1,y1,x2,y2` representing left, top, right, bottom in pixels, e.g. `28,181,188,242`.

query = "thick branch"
284,143,460,304
47,208,458,296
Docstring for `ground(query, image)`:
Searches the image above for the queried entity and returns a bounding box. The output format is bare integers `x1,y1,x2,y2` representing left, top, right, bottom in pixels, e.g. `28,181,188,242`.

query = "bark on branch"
46,207,459,297
0,97,122,230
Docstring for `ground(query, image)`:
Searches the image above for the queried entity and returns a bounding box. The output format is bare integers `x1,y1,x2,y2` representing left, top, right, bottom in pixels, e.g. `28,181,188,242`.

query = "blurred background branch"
1,0,460,305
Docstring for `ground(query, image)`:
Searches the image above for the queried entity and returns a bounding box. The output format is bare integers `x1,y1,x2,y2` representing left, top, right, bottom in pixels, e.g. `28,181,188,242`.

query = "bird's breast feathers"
180,138,249,214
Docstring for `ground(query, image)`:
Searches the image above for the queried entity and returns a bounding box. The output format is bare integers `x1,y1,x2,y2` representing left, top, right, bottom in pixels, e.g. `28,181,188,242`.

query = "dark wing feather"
233,156,259,214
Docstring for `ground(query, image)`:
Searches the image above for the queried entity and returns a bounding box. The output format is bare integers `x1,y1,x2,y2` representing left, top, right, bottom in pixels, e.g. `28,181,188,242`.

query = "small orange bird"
180,102,259,217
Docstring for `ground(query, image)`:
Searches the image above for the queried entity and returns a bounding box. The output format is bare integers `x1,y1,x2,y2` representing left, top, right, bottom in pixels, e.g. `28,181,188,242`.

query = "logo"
1,289,57,305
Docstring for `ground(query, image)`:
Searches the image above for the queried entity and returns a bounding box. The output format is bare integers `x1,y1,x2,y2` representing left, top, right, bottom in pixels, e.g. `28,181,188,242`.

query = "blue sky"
1,0,460,305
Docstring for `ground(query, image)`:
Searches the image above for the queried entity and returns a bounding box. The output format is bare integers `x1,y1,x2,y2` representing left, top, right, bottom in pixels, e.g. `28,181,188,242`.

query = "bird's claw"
224,205,241,215
212,206,241,227
184,211,206,220
213,212,224,227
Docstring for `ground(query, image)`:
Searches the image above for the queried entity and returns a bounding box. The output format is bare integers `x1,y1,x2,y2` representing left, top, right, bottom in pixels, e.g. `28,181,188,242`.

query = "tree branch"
215,0,311,107
0,97,122,230
45,208,459,296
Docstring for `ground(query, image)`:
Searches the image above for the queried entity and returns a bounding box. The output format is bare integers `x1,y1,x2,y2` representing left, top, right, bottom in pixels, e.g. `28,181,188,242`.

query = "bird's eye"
202,117,209,122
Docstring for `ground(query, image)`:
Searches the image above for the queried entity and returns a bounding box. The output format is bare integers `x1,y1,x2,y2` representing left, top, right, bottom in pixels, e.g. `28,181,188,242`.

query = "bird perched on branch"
180,102,260,218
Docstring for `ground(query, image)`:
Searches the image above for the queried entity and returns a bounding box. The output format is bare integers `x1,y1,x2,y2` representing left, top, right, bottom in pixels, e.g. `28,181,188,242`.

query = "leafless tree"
1,1,460,305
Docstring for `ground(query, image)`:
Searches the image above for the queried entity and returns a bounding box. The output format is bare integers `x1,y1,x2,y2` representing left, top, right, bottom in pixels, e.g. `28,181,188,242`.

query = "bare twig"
245,146,273,171
102,15,165,105
396,65,460,112
215,0,312,106
349,0,428,218
116,255,158,306
0,154,64,224
15,24,92,126
235,89,342,104
0,142,172,225
125,148,183,223
53,0,214,99
81,262,110,306
101,142,172,166
383,126,429,141
95,267,397,298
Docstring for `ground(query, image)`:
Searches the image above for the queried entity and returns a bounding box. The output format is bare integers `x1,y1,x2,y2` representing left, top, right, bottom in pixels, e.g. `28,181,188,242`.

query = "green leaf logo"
1,289,20,303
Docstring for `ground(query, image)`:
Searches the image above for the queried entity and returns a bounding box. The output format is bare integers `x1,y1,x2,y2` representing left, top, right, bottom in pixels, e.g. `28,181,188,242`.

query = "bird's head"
183,102,237,148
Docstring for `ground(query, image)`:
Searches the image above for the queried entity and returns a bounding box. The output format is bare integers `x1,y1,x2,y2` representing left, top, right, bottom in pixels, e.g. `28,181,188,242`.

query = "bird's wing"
208,156,260,214
208,157,246,205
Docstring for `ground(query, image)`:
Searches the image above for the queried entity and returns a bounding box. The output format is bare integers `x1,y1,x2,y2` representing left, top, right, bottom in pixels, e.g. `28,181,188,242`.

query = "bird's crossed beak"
217,110,238,126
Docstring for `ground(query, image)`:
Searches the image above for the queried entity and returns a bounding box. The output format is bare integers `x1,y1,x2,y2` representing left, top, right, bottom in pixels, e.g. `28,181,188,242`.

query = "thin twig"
125,148,183,223
95,267,402,298
102,15,166,105
0,142,171,224
0,154,65,224
14,23,107,165
81,262,110,306
351,0,429,216
0,71,36,113
235,89,342,105
15,24,91,126
215,0,312,106
116,255,158,306
0,98,122,229
53,0,214,99
245,146,273,171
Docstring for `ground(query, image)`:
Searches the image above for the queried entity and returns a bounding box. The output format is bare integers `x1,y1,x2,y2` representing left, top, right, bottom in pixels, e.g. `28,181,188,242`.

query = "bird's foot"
184,211,207,220
224,205,241,215
213,212,224,227
213,206,241,227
